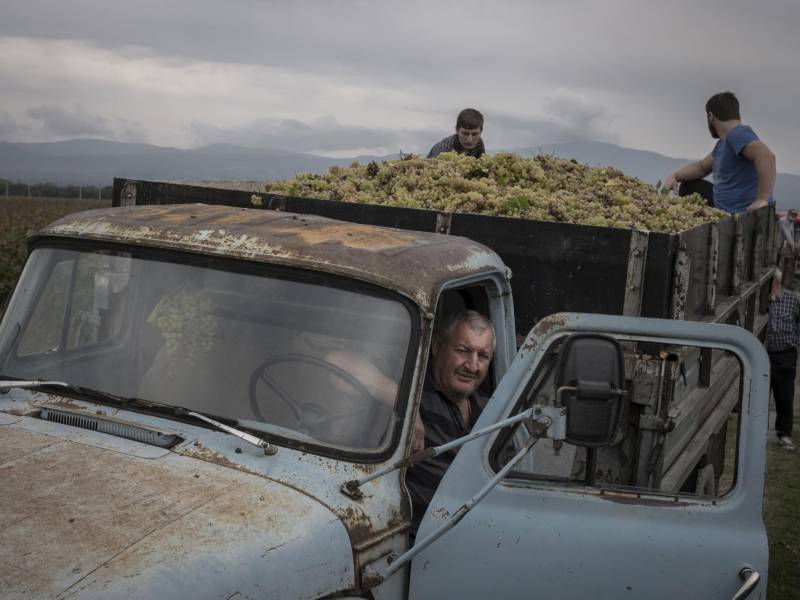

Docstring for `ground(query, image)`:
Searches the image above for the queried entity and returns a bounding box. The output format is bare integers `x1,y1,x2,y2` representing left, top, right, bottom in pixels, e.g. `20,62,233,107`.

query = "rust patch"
1,435,352,598
37,204,503,314
333,505,376,546
0,408,31,417
176,442,264,479
272,222,417,251
532,313,572,339
43,397,87,412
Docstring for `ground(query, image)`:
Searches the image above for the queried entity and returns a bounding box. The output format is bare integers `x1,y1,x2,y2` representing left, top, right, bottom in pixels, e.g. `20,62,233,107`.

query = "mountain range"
2,139,798,209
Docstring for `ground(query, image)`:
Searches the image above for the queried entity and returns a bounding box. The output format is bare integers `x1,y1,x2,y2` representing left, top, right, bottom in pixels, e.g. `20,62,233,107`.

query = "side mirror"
554,334,627,447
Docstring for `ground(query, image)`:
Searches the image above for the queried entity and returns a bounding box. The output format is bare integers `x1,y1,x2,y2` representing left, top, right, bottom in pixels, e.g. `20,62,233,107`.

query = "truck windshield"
0,246,414,454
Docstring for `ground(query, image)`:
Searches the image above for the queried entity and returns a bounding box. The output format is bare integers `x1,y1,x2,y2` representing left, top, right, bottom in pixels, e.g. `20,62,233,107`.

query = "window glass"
0,246,414,454
66,252,132,350
17,258,73,356
495,337,741,499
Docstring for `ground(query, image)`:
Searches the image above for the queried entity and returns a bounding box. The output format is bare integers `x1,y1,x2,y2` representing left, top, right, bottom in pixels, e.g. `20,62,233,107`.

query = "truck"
0,177,774,599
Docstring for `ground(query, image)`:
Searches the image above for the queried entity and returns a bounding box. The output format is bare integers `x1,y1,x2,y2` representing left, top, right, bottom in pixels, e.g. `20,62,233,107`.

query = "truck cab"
0,203,768,598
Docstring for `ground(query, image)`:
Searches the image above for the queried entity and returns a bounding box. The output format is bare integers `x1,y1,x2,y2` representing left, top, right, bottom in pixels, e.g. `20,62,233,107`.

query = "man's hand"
663,173,679,193
746,198,769,213
664,156,713,196
411,413,426,454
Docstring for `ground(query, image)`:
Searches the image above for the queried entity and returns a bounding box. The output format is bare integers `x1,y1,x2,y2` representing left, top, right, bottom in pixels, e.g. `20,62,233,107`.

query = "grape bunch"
147,288,218,377
263,152,727,233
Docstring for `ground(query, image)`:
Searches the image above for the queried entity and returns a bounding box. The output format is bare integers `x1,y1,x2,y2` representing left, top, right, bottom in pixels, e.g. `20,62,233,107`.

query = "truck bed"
113,178,777,341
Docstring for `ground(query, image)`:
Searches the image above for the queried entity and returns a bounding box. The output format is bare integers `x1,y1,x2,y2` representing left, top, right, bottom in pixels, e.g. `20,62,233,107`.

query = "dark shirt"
405,374,488,535
767,289,800,352
427,134,486,159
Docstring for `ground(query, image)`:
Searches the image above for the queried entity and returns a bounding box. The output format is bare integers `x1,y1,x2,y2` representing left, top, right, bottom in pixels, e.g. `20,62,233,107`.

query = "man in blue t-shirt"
665,92,776,214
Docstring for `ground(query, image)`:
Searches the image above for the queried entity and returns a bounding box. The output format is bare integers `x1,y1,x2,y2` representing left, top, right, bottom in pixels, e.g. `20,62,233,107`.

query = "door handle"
732,567,760,600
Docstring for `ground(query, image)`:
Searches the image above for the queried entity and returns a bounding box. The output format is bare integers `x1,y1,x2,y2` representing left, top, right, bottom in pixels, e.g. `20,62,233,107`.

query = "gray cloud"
26,105,112,137
187,103,614,156
1,0,798,171
0,111,20,138
189,117,438,154
490,96,620,149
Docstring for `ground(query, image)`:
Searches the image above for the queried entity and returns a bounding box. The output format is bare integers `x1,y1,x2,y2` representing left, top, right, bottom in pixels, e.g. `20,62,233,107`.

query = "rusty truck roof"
35,203,505,310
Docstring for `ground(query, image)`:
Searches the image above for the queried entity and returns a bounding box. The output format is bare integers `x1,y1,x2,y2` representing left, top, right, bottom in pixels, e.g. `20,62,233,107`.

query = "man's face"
431,321,494,402
456,126,482,150
707,113,719,139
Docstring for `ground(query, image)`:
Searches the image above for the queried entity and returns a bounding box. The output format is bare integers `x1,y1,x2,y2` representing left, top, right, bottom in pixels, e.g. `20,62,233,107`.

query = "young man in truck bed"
427,108,486,159
664,91,776,215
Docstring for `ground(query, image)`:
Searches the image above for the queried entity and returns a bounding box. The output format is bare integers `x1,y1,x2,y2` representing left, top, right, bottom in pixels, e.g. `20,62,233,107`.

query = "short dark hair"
456,108,484,130
706,92,740,121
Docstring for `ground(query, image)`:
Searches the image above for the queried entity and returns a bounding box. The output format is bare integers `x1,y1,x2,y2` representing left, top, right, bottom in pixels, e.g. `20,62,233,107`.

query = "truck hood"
0,420,355,599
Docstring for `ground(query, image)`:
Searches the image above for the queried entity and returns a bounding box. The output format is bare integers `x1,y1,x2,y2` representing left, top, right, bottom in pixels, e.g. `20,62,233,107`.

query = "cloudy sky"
2,0,799,172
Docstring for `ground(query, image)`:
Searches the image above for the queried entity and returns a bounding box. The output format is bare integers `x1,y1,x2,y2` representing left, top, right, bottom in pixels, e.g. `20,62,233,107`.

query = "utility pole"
78,185,82,201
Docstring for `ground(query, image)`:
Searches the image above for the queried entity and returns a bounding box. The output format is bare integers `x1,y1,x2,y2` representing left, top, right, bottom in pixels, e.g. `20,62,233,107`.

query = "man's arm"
324,351,398,405
741,140,777,212
664,154,713,192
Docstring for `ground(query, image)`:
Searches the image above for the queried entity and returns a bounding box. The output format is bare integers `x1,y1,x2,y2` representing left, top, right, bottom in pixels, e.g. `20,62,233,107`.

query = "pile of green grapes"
147,287,217,377
264,152,726,232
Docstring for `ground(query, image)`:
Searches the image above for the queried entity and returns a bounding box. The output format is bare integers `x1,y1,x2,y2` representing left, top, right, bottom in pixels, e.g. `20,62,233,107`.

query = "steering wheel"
248,354,383,442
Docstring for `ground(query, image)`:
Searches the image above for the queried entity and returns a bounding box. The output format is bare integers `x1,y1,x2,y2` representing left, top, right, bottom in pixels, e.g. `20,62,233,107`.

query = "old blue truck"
0,180,774,598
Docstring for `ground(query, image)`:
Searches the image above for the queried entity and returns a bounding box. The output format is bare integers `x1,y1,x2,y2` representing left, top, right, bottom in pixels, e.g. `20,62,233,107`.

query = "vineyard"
0,196,109,308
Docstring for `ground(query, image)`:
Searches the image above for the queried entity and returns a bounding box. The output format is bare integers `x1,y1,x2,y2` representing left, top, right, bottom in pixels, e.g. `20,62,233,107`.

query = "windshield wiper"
174,407,278,456
0,379,133,408
0,377,277,456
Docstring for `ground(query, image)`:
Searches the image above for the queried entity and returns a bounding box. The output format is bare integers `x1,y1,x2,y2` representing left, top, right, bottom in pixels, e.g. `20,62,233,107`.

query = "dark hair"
456,108,484,130
706,92,740,121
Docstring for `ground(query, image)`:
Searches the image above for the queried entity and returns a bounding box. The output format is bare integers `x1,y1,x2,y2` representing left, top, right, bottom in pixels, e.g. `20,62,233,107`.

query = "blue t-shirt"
711,124,772,214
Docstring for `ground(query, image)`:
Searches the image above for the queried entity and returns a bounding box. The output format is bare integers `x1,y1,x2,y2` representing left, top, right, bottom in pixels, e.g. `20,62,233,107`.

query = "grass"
0,196,108,306
764,405,800,599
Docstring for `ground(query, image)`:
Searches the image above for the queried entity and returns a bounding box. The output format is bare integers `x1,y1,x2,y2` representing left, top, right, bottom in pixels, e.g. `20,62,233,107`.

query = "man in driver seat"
406,310,495,537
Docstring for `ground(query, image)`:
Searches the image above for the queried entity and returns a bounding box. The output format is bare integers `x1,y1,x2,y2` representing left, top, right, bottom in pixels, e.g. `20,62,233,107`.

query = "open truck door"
409,313,769,600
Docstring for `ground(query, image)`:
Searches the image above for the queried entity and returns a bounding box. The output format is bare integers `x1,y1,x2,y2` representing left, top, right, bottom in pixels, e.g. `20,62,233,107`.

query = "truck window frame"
9,237,422,463
488,331,744,503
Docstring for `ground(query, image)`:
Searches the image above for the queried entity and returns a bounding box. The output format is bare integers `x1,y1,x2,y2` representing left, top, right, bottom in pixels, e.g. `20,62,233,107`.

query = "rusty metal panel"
0,421,355,599
732,217,745,296
623,230,649,317
1,362,420,596
706,224,720,314
670,241,691,321
680,225,711,321
34,204,504,313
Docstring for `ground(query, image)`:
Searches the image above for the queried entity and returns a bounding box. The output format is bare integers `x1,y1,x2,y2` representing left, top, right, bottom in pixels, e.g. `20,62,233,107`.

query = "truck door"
409,313,768,600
